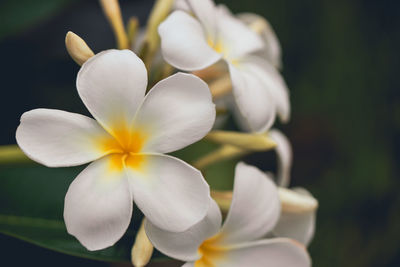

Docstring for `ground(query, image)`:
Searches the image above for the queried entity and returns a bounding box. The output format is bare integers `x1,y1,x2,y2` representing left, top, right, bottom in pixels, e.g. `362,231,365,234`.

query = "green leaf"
0,0,77,40
0,163,167,262
0,140,235,262
171,140,237,191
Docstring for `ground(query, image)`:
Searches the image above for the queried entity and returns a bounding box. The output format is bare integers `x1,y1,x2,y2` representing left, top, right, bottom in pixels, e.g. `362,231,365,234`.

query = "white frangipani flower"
269,129,317,246
173,0,190,12
275,187,317,247
236,12,282,70
269,129,293,188
145,162,311,267
235,12,290,123
16,49,216,250
160,0,290,132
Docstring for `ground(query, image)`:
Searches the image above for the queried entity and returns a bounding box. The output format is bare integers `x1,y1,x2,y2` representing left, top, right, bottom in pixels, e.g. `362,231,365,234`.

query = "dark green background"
0,0,399,266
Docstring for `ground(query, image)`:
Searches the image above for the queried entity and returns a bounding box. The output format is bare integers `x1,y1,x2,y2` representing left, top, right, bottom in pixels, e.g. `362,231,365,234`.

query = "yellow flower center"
195,234,226,267
98,122,148,172
208,38,225,55
208,38,239,66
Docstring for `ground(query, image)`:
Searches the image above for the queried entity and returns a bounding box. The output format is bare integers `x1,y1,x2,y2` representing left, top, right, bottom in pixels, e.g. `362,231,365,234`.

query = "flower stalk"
127,16,139,48
192,65,225,81
205,130,276,151
209,74,232,99
140,0,174,69
210,190,232,212
99,0,129,49
0,145,30,165
192,145,247,170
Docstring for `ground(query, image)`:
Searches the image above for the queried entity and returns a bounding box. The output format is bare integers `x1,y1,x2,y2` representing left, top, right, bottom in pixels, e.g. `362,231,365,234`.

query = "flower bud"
131,219,154,267
65,31,94,65
212,187,318,214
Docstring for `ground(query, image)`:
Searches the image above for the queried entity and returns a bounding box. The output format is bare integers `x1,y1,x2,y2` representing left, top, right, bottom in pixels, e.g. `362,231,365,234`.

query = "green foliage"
0,163,167,262
1,0,399,266
0,0,77,40
0,140,235,262
172,140,237,191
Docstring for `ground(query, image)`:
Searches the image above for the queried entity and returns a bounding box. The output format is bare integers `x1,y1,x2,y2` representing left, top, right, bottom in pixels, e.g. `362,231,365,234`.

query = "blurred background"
0,0,399,266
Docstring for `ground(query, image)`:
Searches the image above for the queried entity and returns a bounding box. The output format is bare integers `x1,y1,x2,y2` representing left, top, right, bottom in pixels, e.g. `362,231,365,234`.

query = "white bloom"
236,12,282,70
145,162,311,267
16,49,216,250
275,187,317,247
269,129,317,246
173,0,190,12
269,129,293,188
159,0,290,132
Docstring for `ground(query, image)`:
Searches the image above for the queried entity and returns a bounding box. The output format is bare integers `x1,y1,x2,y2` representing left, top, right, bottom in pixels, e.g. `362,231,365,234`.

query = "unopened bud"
131,219,153,267
212,187,318,214
65,31,94,65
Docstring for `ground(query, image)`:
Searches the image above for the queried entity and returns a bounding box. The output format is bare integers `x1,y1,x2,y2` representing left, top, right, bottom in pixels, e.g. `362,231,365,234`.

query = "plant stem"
192,145,248,170
99,0,129,49
205,130,276,151
0,145,31,165
209,74,232,99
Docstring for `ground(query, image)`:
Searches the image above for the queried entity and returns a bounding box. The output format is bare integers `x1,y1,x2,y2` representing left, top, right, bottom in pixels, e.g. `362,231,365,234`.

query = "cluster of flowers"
16,0,318,266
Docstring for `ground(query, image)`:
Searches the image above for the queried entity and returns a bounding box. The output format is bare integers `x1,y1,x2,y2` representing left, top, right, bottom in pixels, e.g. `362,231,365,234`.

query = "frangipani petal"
214,238,311,267
64,156,133,251
269,129,292,187
274,188,316,246
174,0,190,12
134,73,215,154
128,154,210,232
77,49,147,132
159,11,221,71
237,12,282,69
145,198,221,262
186,0,218,39
181,262,195,267
16,109,111,167
216,3,232,17
228,63,276,133
218,162,280,246
241,56,290,123
216,7,264,60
